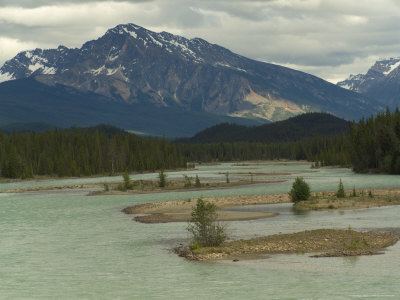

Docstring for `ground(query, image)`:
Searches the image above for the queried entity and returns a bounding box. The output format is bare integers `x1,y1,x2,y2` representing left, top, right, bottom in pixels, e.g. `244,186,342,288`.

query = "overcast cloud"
1,0,400,82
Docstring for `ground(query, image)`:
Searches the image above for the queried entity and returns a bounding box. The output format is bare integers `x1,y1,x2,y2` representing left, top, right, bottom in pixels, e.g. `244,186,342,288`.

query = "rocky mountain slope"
338,57,400,108
0,23,374,126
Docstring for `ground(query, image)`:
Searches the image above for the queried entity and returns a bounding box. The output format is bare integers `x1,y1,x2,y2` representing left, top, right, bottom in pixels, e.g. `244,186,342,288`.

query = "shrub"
289,177,311,203
187,198,227,247
336,179,345,198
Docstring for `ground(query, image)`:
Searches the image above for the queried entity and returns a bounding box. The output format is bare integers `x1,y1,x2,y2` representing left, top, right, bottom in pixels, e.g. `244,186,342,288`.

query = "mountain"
0,78,259,137
0,122,56,133
337,57,400,108
0,23,375,125
176,112,350,143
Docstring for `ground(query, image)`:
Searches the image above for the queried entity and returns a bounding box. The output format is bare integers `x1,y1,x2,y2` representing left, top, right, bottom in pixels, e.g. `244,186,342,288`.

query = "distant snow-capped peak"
338,57,400,92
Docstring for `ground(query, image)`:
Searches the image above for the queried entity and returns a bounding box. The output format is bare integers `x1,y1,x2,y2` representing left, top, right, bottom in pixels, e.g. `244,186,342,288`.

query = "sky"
1,0,400,83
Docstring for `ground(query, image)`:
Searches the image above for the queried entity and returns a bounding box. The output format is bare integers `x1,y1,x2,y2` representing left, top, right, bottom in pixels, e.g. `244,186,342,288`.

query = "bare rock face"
0,23,373,122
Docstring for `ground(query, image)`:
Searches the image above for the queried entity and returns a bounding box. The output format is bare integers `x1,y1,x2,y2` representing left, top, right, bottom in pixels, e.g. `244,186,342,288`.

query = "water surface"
1,162,399,299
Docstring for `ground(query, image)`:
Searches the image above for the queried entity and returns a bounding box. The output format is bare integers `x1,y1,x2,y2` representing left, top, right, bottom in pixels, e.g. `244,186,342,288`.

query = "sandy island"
123,193,290,223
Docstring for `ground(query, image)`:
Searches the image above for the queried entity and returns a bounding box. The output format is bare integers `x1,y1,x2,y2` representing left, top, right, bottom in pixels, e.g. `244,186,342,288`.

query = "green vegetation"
183,174,192,188
0,129,186,179
336,179,345,198
158,170,167,187
178,133,350,167
117,172,134,191
289,177,311,203
179,109,400,175
195,175,201,188
187,199,227,249
294,187,400,211
349,108,400,173
3,109,400,179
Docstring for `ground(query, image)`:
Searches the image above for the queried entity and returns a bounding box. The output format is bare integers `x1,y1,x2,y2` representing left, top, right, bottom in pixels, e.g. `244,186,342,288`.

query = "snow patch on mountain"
383,60,400,75
0,71,14,83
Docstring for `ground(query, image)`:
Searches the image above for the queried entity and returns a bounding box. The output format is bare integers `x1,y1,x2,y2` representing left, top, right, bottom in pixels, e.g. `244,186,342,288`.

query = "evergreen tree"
336,179,345,198
289,177,311,203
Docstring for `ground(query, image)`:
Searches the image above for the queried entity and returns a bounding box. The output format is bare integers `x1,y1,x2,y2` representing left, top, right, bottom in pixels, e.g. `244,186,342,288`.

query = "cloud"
0,36,38,63
0,0,400,82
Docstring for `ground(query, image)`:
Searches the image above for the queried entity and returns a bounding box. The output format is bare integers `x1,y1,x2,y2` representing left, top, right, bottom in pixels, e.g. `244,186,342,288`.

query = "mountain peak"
338,57,400,91
337,56,400,107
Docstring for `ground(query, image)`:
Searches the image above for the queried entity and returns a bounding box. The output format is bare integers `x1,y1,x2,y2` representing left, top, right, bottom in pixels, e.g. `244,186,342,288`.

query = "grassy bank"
294,188,400,211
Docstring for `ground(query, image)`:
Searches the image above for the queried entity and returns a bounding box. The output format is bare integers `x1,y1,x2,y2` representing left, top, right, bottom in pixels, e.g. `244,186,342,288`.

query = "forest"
0,127,186,178
1,110,399,179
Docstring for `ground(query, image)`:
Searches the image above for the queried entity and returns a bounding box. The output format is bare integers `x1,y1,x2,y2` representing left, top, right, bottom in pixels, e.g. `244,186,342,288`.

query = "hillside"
177,113,350,143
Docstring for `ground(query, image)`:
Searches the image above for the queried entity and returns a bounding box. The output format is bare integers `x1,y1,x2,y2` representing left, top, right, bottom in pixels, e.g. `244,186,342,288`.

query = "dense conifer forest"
0,127,186,178
349,108,400,173
1,110,399,179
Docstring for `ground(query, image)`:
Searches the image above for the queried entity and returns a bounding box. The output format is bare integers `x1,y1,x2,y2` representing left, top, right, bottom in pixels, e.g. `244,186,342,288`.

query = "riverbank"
294,188,400,211
176,229,400,261
123,193,290,223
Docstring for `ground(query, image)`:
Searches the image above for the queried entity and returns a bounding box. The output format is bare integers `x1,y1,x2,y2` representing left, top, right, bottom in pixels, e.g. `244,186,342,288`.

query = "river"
0,162,399,299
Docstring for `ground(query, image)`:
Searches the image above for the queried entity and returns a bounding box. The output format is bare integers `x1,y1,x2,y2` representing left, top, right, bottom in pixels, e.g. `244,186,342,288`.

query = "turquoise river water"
0,162,399,299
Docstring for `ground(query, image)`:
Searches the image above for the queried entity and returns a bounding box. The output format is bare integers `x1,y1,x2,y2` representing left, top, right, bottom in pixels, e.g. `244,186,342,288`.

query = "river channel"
0,162,399,299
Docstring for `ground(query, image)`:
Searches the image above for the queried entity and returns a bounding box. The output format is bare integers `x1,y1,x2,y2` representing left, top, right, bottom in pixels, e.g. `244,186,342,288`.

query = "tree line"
0,129,186,178
179,133,350,167
349,108,400,173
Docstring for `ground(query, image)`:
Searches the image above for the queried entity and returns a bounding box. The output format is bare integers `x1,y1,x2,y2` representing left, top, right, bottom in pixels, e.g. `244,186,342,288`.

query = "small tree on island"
195,175,201,188
336,179,345,198
158,170,167,187
187,198,227,249
289,177,311,203
123,172,133,190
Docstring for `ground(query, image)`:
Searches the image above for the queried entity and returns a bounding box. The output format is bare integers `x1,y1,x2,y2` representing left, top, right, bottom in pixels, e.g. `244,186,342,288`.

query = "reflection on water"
0,161,400,299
